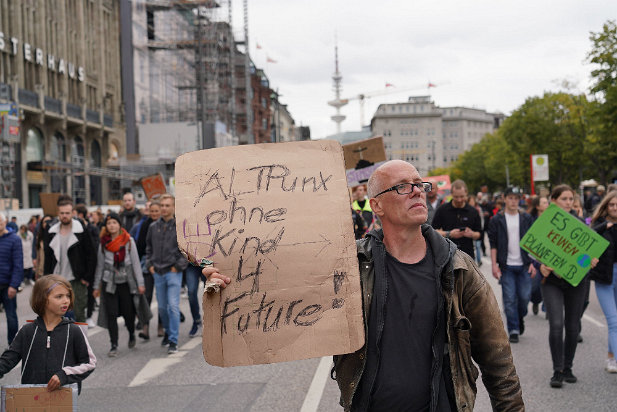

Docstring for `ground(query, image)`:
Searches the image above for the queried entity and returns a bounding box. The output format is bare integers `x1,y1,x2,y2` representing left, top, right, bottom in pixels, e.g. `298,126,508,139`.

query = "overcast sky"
230,0,616,139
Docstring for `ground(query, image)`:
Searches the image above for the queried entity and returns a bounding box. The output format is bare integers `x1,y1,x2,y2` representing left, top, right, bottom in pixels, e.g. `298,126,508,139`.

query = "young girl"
0,275,96,393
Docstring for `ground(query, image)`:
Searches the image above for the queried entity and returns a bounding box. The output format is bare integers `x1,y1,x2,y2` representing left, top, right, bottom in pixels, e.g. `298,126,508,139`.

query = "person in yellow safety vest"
352,185,380,236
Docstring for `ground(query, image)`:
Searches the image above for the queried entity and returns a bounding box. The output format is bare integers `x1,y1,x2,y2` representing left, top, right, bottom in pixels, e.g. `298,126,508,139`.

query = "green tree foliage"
453,130,523,193
429,20,617,191
499,92,590,187
446,92,589,192
586,20,617,183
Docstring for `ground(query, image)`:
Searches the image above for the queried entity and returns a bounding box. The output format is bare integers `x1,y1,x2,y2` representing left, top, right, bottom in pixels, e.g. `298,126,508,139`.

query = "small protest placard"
1,384,77,412
520,204,609,286
175,140,364,367
140,173,167,200
342,136,386,187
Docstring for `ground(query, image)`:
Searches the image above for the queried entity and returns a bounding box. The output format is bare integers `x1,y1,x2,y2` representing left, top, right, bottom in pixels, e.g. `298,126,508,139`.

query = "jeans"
23,268,34,281
542,280,587,371
185,266,204,325
500,265,531,334
474,240,482,265
595,264,617,355
0,286,18,345
154,270,182,344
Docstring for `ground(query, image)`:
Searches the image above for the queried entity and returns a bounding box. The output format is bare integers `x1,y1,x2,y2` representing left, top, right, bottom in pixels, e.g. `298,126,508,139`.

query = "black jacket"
43,219,97,283
0,317,96,393
120,209,142,234
487,211,533,270
589,219,617,284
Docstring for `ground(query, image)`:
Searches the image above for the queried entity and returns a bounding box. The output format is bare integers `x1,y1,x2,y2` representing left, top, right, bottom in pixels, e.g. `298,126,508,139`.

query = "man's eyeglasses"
374,182,433,197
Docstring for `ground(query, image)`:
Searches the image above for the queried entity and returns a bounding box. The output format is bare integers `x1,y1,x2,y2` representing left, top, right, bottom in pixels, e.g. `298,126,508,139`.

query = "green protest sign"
519,204,609,287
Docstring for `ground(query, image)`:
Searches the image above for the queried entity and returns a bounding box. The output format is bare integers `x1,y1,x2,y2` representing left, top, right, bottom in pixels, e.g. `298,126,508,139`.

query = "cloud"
231,0,617,138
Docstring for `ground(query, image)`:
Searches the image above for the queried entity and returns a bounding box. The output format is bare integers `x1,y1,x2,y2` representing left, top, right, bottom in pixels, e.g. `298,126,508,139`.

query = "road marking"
128,326,197,387
128,357,184,387
300,356,332,412
180,337,202,351
583,313,605,328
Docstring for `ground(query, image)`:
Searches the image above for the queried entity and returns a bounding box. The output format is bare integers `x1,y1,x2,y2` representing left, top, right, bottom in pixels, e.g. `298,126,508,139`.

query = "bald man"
205,160,523,411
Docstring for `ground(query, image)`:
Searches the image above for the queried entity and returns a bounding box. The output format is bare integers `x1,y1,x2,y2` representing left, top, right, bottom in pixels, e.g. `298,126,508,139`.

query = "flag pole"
530,154,535,195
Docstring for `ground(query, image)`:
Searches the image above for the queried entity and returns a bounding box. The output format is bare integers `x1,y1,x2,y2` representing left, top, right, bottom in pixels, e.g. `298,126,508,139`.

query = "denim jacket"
332,226,524,412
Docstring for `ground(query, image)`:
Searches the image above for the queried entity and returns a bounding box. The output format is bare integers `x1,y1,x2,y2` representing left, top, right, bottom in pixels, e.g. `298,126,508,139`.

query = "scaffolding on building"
143,0,248,148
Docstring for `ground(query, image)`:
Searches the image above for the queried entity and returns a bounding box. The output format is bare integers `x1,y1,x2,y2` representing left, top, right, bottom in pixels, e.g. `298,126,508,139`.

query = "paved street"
0,251,615,411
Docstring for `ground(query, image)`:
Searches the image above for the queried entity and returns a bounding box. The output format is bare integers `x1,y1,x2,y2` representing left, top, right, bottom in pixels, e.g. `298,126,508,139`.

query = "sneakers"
167,342,178,354
606,358,617,373
161,333,170,346
509,333,519,343
128,335,136,349
108,345,118,357
86,317,96,329
550,371,564,388
563,368,577,383
189,321,202,338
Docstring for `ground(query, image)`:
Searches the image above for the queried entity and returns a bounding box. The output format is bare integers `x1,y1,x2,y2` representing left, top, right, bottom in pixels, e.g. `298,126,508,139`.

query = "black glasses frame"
374,182,433,197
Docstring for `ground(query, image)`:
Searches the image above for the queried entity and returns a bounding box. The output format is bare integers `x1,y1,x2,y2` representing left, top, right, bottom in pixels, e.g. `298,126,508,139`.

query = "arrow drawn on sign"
278,234,332,257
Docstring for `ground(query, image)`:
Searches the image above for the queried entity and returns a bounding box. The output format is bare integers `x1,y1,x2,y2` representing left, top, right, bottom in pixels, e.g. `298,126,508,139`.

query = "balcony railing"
67,103,81,119
86,109,99,123
44,96,62,114
103,113,113,128
18,88,39,107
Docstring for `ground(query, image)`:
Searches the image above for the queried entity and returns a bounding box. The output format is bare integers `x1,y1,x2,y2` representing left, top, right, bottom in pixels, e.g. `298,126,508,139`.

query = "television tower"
327,42,347,134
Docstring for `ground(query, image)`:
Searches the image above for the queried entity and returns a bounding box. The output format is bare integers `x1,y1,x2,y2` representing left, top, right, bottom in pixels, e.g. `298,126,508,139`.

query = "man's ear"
369,198,384,217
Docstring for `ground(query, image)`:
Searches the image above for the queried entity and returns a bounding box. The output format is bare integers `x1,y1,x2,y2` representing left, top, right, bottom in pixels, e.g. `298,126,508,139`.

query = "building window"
26,128,44,163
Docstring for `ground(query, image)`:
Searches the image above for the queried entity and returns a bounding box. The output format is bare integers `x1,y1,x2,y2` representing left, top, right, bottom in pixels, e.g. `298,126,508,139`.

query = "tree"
586,20,617,184
498,92,591,188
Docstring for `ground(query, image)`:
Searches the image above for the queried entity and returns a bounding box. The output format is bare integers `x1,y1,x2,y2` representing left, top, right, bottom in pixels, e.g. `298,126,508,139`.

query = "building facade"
0,0,125,207
371,96,503,176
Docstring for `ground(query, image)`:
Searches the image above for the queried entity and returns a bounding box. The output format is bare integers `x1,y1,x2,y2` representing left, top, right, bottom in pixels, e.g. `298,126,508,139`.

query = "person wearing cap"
487,187,536,343
93,213,147,357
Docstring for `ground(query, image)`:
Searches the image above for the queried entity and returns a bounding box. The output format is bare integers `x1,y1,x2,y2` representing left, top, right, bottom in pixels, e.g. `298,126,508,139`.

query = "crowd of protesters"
350,178,617,389
0,191,201,362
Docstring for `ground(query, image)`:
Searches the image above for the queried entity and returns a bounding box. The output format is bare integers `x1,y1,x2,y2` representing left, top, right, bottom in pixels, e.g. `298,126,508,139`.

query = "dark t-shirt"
368,245,438,412
431,202,481,259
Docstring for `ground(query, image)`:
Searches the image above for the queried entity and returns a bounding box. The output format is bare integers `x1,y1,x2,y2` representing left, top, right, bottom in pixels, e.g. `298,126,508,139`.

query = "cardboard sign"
175,140,364,367
1,384,77,412
343,136,386,186
39,193,61,217
520,204,609,286
140,173,167,200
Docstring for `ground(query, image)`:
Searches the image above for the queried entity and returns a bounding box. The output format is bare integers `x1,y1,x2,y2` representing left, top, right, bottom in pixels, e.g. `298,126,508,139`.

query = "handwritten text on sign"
520,204,609,286
175,141,364,367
